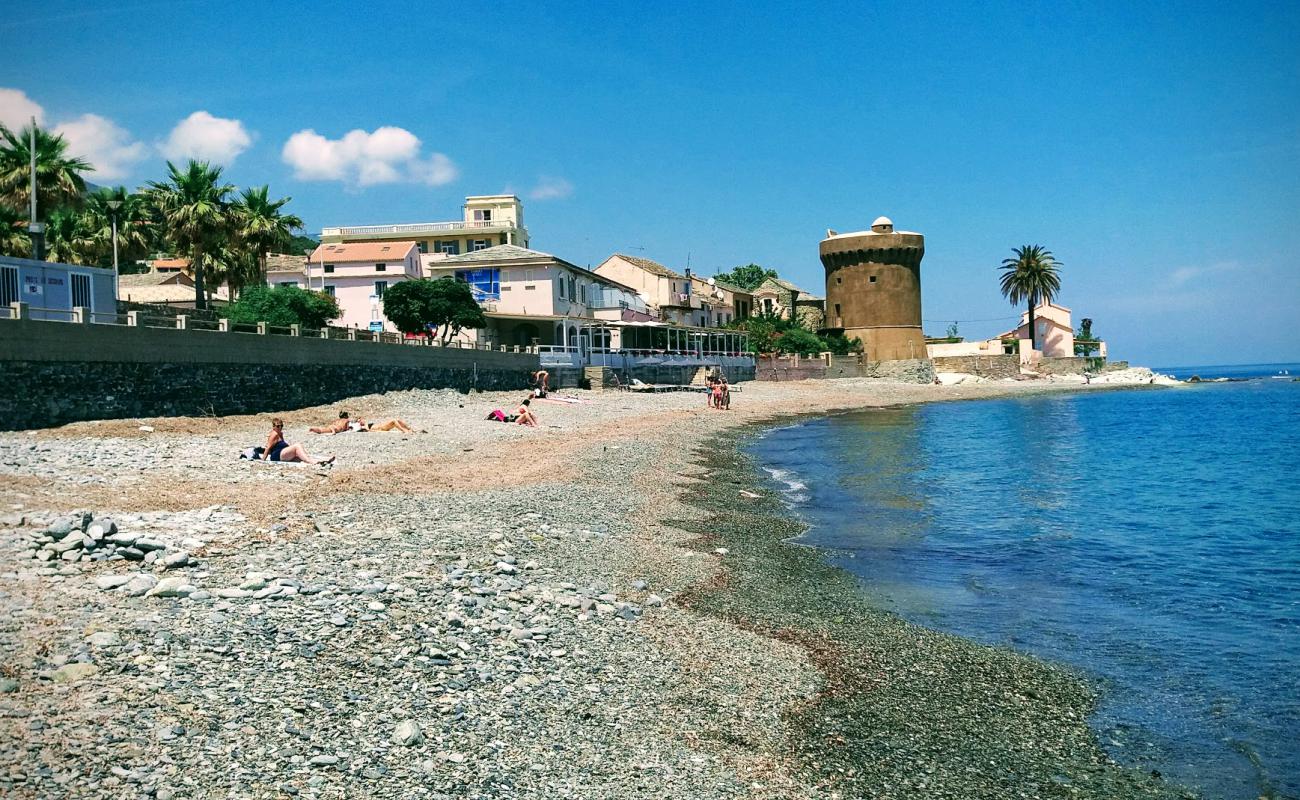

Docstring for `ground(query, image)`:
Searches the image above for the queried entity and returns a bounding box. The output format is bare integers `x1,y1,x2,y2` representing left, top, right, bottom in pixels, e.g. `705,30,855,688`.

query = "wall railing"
2,302,541,355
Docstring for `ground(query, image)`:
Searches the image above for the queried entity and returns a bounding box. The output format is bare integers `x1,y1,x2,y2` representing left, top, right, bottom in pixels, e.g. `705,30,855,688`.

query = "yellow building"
319,195,529,257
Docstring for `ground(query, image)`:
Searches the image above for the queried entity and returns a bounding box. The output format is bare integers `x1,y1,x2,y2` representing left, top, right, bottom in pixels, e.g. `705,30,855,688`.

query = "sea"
748,363,1300,800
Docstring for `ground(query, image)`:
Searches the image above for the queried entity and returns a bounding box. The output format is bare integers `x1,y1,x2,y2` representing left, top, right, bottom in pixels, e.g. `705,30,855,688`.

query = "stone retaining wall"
1038,356,1114,375
0,318,538,430
931,354,1021,379
758,355,935,383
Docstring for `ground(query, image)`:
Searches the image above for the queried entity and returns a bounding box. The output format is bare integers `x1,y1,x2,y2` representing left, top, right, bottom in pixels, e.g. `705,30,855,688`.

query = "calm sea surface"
749,367,1300,799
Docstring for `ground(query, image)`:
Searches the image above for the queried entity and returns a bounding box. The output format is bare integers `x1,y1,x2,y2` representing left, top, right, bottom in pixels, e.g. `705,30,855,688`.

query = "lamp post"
107,199,122,300
28,117,43,261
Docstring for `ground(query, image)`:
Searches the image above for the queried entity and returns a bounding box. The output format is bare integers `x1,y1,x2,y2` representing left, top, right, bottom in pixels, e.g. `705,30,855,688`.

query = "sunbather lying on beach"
309,411,352,435
354,418,419,433
264,418,335,465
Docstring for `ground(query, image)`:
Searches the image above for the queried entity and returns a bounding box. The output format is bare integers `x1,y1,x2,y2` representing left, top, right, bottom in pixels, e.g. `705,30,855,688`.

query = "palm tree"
42,208,95,264
232,185,303,298
83,187,152,270
0,124,93,223
999,245,1063,352
0,203,30,258
146,160,234,309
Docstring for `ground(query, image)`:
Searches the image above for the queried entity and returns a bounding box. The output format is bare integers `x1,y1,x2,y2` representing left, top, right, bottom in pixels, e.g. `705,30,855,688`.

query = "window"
278,281,298,288
418,241,428,254
836,276,842,284
71,273,92,310
834,303,841,317
439,241,460,255
869,275,877,283
454,268,500,301
324,263,335,273
324,285,336,297
579,283,587,304
473,209,492,222
375,263,387,272
374,281,388,299
0,266,17,306
472,239,489,251
568,276,576,300
558,277,566,300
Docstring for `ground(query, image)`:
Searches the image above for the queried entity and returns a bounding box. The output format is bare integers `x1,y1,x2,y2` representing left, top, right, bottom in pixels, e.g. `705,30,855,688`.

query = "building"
712,278,754,321
282,241,423,332
118,270,200,306
0,255,116,320
751,276,825,329
927,302,1106,363
425,244,646,349
150,257,189,274
595,254,731,327
319,195,529,258
820,216,926,361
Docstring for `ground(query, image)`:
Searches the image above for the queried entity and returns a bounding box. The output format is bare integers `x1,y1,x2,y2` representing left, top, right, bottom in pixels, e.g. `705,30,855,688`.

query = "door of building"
70,272,93,311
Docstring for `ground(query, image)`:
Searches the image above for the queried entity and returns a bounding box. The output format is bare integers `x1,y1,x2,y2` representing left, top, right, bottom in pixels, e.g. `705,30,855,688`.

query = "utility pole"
28,117,44,261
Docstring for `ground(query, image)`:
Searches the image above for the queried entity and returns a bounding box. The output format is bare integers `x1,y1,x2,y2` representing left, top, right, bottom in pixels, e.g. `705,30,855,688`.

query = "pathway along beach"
0,376,1194,799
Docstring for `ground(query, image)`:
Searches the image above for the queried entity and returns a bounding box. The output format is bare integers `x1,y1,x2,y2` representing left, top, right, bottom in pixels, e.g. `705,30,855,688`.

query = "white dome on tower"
871,216,894,233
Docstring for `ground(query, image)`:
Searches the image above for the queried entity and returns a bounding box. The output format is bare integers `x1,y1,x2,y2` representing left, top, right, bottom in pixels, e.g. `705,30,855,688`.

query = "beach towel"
485,409,507,422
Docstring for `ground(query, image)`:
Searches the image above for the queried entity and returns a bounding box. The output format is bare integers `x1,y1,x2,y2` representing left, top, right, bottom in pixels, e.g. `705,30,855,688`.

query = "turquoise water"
749,372,1300,799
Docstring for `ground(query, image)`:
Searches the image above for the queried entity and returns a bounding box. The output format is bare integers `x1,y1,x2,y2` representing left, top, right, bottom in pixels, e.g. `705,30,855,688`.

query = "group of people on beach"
707,374,731,410
247,409,422,465
485,396,539,427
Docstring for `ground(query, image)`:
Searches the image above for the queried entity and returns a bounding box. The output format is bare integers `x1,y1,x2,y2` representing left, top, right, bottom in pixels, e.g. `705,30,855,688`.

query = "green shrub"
225,285,339,328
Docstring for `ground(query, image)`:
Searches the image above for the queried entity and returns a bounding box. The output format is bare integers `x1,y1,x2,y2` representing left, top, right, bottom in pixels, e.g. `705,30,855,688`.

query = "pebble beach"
0,373,1192,799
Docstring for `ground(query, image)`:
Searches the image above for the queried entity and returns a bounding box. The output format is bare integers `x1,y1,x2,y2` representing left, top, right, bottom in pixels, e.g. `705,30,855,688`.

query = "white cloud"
0,87,45,130
54,113,147,180
160,111,252,165
281,126,458,187
528,175,573,201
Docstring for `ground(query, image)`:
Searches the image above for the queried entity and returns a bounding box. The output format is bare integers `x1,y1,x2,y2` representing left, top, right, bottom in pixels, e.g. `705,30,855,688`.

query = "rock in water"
392,720,424,746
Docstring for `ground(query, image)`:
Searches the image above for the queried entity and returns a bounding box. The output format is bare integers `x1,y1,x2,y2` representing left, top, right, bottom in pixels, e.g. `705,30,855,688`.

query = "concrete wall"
0,318,538,430
1037,356,1115,375
931,354,1021,379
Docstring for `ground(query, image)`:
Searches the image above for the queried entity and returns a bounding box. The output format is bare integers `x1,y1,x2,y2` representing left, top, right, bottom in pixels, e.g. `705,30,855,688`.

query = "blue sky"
2,0,1297,366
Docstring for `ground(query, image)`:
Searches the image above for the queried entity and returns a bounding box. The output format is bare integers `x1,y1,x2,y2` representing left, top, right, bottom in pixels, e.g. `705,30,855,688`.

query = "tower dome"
871,216,894,233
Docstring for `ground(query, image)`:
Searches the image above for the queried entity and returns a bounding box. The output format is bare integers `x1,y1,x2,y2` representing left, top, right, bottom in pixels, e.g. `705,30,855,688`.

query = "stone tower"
819,216,925,361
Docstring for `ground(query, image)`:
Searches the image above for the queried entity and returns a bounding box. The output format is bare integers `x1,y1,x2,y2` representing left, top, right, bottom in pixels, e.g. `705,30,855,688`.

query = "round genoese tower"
819,216,925,361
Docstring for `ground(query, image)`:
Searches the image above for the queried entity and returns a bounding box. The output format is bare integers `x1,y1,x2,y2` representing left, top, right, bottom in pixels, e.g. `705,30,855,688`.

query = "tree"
0,203,30,258
383,278,487,344
713,263,777,291
82,187,153,270
1075,317,1101,357
0,124,92,225
233,185,303,296
999,245,1062,351
146,160,235,310
42,208,95,264
775,327,826,356
225,285,340,328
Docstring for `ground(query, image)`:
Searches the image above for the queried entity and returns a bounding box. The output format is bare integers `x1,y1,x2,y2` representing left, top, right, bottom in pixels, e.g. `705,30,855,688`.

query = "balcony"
321,220,525,238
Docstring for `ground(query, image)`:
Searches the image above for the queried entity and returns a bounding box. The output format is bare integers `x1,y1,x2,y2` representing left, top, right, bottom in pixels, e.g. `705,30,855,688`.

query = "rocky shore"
0,376,1188,799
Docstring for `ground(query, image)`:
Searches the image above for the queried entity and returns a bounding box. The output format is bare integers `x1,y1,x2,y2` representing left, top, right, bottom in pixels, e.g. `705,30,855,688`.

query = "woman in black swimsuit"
263,419,335,465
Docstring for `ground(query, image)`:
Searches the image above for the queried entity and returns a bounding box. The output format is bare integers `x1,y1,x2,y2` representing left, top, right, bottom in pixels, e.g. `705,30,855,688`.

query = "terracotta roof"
152,258,190,269
119,271,192,288
610,254,686,280
119,284,201,304
309,241,419,262
437,244,554,265
266,253,308,273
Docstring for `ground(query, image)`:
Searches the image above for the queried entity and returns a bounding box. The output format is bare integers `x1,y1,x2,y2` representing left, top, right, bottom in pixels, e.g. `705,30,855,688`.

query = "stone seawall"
0,318,538,430
931,354,1021,379
759,356,935,383
1038,356,1118,375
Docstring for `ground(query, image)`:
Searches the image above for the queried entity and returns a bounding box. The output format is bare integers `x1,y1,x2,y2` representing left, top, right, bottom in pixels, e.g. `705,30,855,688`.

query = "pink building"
1001,301,1076,358
273,241,421,332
